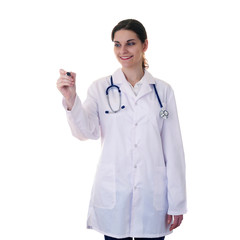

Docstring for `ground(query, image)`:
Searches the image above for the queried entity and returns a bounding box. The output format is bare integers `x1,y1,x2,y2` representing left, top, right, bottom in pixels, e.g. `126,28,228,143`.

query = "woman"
57,19,187,240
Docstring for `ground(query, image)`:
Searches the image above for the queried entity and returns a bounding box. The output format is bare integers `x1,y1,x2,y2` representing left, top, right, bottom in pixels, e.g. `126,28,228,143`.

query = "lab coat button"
134,144,138,148
134,123,138,126
134,165,137,168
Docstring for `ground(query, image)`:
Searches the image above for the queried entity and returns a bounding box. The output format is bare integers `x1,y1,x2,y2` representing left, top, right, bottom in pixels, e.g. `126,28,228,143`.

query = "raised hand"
57,69,76,110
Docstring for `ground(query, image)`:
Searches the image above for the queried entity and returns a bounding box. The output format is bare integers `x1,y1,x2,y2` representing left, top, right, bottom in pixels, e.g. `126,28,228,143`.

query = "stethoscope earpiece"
105,106,125,114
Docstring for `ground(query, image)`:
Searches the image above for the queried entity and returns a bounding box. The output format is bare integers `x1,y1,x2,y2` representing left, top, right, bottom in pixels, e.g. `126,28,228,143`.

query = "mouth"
120,56,133,60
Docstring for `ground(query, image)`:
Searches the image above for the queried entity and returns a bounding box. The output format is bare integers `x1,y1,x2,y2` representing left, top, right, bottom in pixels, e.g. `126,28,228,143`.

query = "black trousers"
104,235,165,240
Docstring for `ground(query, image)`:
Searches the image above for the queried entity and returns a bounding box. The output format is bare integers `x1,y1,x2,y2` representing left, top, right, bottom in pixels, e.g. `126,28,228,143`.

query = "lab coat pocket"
93,163,116,209
153,166,168,211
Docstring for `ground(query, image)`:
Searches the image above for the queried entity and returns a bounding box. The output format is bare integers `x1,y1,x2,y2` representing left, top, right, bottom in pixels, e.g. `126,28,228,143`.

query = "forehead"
113,29,138,42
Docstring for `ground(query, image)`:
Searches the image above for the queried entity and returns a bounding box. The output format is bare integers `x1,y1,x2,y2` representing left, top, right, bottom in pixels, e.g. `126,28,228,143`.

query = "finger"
167,214,172,225
70,71,76,80
57,79,73,86
67,71,76,81
57,76,74,84
170,216,183,231
169,217,179,231
59,69,76,81
177,215,183,227
59,69,66,76
57,78,74,88
175,217,181,228
169,222,177,231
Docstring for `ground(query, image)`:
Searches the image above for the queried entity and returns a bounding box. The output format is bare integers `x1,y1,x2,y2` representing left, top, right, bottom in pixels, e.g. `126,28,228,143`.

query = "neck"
122,65,144,87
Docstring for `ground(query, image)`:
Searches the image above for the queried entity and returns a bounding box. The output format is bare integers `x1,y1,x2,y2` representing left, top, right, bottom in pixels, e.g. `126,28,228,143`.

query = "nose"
120,45,128,55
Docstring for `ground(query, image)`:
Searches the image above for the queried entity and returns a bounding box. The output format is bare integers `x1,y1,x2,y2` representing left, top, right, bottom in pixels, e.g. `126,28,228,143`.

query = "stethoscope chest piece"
153,84,169,120
160,109,169,119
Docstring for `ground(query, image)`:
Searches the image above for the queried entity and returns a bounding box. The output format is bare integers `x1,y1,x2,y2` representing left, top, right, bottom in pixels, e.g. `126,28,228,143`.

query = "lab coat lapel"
121,82,136,99
135,82,152,101
112,68,136,99
136,70,156,101
111,68,156,100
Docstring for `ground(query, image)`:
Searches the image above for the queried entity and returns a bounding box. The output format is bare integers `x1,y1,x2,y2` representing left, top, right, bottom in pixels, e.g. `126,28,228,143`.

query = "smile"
120,56,133,60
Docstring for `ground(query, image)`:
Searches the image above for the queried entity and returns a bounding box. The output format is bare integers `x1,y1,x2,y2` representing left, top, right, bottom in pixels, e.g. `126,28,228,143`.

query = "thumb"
59,69,66,75
167,214,172,225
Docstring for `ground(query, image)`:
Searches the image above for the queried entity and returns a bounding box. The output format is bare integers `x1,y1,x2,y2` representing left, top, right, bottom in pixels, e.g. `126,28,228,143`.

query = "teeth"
121,56,132,59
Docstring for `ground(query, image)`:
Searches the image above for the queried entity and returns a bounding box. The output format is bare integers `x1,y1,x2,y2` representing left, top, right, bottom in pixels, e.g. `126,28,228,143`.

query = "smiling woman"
112,19,149,80
57,19,187,240
113,30,148,82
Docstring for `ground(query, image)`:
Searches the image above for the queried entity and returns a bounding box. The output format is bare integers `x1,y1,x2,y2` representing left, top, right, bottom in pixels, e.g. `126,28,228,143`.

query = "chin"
121,64,133,69
119,61,134,69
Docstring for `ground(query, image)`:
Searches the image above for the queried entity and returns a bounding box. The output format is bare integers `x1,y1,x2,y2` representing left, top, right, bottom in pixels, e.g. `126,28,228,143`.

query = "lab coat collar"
112,68,156,100
112,68,156,85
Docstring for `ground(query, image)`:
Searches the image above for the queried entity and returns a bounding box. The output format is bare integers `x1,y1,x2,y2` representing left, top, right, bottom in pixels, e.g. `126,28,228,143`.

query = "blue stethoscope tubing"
152,84,169,119
105,76,126,114
105,76,169,119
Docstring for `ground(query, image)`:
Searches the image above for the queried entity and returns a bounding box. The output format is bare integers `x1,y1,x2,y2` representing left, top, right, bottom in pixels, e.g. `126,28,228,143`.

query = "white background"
0,0,240,239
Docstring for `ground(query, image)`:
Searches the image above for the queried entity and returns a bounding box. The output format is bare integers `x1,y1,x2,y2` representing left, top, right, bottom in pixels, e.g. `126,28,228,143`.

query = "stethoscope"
105,76,169,119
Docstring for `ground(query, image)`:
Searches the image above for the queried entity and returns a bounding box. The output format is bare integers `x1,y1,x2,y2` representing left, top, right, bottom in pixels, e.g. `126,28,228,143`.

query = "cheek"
133,47,143,56
113,48,119,57
134,50,143,60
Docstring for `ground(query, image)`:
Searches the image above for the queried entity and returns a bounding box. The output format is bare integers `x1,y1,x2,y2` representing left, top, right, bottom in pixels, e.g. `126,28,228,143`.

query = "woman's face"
113,30,148,70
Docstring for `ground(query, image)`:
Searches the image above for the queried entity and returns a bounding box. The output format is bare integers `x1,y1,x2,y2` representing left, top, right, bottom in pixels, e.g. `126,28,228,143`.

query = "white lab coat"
63,68,187,238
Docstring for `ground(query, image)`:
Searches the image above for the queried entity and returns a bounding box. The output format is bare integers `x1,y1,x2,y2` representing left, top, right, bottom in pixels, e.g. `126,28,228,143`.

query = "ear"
143,39,148,52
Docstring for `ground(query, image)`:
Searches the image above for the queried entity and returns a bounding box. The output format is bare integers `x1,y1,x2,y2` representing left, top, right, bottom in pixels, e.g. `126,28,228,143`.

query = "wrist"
65,94,76,111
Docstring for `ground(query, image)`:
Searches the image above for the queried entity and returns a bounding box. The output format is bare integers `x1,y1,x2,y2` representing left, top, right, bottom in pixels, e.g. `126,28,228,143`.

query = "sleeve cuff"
167,209,187,216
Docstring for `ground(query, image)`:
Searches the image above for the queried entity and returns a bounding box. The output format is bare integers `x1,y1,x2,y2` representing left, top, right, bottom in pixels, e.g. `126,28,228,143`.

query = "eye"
127,42,135,46
114,43,121,47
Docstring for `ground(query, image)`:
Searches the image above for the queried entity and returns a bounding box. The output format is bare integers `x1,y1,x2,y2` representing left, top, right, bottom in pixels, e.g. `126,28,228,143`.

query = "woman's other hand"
167,214,183,231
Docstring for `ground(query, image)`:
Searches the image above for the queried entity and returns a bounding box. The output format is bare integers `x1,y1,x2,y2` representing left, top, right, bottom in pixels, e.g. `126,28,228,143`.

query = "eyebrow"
114,39,136,43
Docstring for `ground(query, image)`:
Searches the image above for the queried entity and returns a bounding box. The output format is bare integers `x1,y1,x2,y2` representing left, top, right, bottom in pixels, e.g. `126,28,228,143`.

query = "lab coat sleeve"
161,86,187,216
62,82,100,140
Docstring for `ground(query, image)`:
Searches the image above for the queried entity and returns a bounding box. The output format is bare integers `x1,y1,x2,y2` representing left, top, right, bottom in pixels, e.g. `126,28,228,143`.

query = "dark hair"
111,19,149,70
